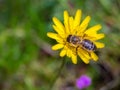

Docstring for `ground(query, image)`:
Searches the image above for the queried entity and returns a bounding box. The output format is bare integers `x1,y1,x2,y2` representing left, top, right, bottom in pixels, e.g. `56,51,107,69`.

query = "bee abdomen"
82,39,96,51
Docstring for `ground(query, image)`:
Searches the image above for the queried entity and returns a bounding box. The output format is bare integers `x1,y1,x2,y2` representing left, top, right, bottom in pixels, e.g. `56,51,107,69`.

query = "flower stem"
49,57,66,90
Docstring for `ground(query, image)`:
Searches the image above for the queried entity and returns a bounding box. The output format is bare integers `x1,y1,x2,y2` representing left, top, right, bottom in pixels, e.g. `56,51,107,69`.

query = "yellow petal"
78,51,89,64
79,16,91,32
77,48,91,64
90,52,98,61
85,24,102,34
52,44,64,50
74,9,82,27
47,32,63,43
64,10,69,22
94,42,105,48
93,34,105,40
82,51,91,60
47,32,58,39
52,17,65,33
60,48,66,57
69,17,74,33
84,33,105,41
53,25,65,36
71,54,77,64
66,49,72,58
64,10,70,34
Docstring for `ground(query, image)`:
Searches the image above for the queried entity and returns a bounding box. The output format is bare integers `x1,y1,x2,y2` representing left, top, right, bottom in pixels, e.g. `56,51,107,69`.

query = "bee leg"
83,34,87,38
83,34,95,40
88,52,94,60
81,34,88,40
88,52,91,57
76,46,79,55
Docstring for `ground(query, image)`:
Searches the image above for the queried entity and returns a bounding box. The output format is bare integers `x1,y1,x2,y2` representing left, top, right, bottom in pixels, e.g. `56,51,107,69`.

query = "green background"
0,0,120,90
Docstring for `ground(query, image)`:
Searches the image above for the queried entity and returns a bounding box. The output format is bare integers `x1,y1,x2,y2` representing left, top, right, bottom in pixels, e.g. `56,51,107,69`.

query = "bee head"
67,35,72,42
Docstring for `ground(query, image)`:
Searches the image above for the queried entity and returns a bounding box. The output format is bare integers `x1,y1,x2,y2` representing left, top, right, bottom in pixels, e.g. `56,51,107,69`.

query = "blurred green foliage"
0,0,120,90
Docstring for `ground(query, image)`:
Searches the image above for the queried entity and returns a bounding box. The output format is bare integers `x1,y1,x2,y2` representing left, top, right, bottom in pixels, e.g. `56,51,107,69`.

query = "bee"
67,35,96,52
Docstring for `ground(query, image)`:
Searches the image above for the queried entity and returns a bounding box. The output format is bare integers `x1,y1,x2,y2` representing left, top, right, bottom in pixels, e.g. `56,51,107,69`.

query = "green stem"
49,57,66,90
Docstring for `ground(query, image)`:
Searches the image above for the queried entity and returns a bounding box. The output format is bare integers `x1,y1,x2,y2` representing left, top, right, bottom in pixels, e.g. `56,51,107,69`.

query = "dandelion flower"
47,9,105,64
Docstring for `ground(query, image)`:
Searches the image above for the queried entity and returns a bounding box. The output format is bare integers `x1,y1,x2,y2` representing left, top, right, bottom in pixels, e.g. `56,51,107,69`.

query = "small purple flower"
76,75,92,90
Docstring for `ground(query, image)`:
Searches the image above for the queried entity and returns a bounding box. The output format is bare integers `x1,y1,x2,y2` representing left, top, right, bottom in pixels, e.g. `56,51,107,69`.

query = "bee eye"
67,35,72,42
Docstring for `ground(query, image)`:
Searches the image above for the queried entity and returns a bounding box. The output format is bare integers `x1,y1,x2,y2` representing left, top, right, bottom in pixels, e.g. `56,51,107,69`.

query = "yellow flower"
47,9,105,64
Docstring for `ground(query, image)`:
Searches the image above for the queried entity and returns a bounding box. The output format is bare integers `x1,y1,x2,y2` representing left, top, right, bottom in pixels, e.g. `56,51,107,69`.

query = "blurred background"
0,0,120,90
